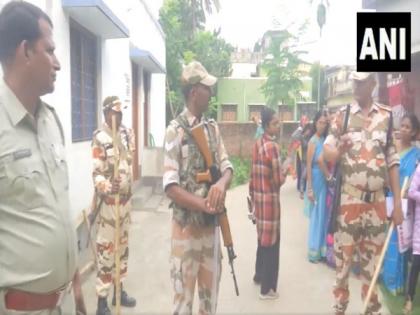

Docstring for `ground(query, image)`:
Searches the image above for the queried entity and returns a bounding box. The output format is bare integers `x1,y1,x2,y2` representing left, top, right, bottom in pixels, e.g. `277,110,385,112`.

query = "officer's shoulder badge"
338,105,348,112
95,129,112,143
207,118,218,127
93,129,102,138
166,120,183,140
169,119,181,130
43,102,55,111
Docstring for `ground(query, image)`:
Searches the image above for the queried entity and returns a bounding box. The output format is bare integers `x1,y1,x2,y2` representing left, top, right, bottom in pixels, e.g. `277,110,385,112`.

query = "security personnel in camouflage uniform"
324,72,404,315
92,96,136,315
163,61,233,315
0,2,86,315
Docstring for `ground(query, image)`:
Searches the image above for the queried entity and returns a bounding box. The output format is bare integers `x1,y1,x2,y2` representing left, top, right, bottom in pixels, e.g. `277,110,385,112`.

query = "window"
248,105,263,121
70,21,99,142
221,104,237,121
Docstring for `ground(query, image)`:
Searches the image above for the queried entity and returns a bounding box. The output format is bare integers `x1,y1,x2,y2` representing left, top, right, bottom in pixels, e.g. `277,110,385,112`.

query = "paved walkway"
82,178,390,314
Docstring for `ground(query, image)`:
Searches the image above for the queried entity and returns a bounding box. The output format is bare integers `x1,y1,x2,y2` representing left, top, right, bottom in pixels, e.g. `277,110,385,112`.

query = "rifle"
191,123,240,297
328,104,351,234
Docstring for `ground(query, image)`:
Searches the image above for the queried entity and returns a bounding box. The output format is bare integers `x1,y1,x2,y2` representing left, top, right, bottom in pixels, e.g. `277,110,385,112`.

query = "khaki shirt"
325,101,400,191
0,81,77,292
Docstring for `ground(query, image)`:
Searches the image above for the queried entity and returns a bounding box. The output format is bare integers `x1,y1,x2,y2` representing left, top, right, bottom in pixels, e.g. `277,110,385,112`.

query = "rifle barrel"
230,259,239,296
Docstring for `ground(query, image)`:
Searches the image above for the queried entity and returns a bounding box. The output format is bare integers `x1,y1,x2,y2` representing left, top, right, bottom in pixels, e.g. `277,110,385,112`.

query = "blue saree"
308,135,328,262
382,146,420,295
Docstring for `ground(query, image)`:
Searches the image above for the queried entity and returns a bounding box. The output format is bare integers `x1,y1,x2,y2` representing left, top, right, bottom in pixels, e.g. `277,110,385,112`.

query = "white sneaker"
259,289,279,300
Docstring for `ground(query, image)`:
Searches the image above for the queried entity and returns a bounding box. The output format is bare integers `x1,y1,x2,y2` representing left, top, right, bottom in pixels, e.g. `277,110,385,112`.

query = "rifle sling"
175,117,218,175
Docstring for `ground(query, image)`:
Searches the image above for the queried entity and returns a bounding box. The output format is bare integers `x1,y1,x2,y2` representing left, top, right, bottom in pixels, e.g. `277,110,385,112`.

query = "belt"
5,282,72,311
104,195,130,205
342,183,383,203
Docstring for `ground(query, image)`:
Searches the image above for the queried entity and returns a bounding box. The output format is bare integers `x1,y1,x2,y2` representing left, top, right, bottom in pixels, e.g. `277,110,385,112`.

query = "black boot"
96,297,111,315
112,284,137,307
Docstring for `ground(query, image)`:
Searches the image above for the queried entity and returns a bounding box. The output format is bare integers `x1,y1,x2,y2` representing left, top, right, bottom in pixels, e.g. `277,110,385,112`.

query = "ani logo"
357,12,411,72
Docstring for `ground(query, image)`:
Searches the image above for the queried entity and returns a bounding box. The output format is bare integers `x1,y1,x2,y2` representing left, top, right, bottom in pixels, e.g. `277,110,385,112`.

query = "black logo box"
357,12,411,72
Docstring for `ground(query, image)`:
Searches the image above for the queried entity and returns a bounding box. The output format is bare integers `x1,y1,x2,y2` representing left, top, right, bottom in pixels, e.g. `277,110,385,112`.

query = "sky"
146,0,363,66
206,0,363,66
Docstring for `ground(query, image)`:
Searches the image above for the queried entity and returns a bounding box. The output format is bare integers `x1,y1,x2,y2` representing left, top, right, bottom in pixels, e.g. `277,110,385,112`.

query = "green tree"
260,30,305,109
160,0,232,123
185,30,233,78
189,0,220,33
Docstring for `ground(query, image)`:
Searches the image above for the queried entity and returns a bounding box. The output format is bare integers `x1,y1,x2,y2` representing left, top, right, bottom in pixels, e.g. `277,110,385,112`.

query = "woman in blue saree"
306,110,331,262
382,114,420,295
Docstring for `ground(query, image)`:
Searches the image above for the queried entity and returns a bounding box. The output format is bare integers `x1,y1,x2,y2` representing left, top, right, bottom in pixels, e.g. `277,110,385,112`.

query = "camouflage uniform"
163,108,233,315
92,121,135,298
325,102,399,314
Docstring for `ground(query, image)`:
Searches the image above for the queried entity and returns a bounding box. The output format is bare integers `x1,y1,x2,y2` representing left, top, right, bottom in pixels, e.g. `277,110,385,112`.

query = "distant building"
217,30,315,123
363,0,420,124
325,65,355,111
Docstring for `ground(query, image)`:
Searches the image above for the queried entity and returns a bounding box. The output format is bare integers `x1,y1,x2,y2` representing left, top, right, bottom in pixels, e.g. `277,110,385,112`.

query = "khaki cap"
181,61,217,86
103,96,126,112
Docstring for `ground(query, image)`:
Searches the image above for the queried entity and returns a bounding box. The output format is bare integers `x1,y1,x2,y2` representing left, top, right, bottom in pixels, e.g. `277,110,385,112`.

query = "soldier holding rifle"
163,61,234,315
323,72,403,315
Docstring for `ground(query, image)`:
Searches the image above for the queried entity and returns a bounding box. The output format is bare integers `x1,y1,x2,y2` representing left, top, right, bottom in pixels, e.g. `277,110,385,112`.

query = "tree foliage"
160,0,233,123
260,30,306,109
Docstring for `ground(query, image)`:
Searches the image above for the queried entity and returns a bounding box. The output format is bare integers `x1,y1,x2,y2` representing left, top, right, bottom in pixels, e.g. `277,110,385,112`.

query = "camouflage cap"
350,71,375,81
103,96,126,112
181,61,217,87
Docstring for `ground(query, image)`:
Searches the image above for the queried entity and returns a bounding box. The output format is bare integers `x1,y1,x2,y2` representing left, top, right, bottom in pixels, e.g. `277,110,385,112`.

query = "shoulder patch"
207,118,218,129
165,121,181,144
43,102,54,111
169,119,183,132
94,129,112,144
338,105,348,112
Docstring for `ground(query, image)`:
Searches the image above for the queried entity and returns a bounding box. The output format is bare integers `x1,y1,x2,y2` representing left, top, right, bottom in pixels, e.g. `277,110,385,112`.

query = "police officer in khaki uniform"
163,61,233,315
324,72,404,315
0,2,85,315
91,96,136,315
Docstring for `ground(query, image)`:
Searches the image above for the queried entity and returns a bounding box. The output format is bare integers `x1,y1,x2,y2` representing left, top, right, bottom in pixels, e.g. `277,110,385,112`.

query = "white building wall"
137,67,146,153
150,73,166,146
0,0,166,219
124,0,167,147
101,39,133,129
